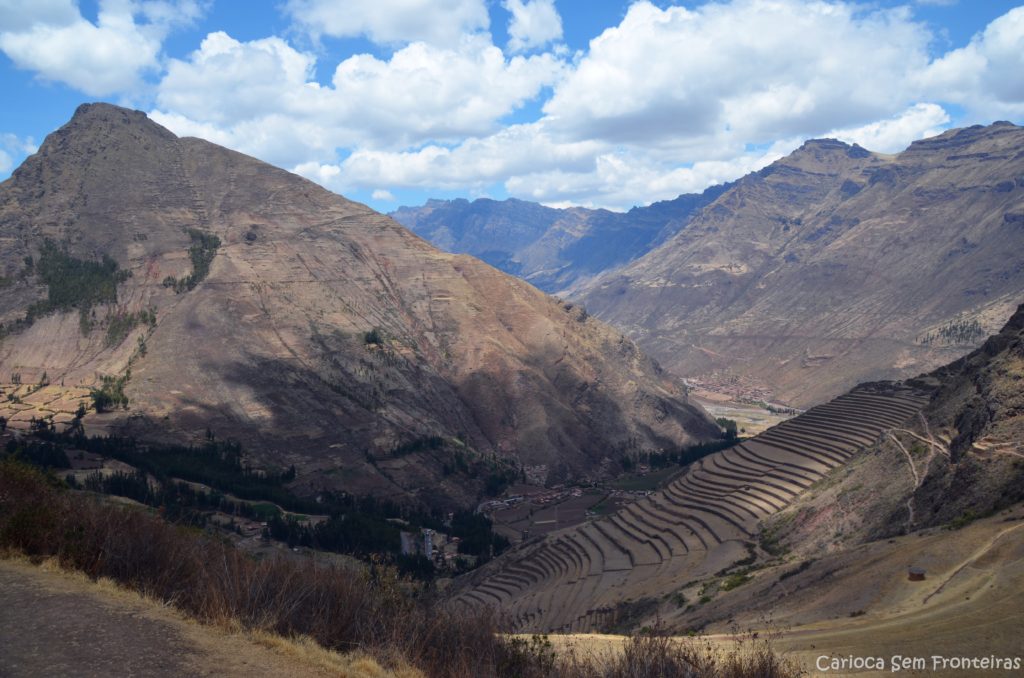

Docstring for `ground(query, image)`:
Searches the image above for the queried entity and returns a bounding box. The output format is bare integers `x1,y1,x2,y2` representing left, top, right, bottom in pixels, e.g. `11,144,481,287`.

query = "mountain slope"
390,185,728,293
449,303,1024,640
577,124,1024,407
0,103,718,507
773,301,1024,553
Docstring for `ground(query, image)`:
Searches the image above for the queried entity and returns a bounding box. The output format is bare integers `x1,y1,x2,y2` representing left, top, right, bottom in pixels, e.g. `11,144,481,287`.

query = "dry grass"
1,553,412,678
551,632,805,678
0,460,805,678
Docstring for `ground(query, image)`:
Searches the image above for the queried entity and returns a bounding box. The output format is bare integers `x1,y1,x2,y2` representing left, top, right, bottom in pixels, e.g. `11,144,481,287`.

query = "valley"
451,382,932,632
1,103,1022,678
400,125,1024,410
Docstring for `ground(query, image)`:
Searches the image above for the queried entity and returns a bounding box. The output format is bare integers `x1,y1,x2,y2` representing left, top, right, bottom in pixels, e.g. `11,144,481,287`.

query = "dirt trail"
0,559,390,678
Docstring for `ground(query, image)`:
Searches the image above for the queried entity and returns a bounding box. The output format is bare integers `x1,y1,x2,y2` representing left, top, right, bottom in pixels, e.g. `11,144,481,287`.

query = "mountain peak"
64,102,176,140
799,137,851,151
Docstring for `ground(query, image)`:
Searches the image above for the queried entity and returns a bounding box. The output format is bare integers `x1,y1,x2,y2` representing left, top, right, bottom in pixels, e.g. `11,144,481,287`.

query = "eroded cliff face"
0,103,719,507
577,123,1024,408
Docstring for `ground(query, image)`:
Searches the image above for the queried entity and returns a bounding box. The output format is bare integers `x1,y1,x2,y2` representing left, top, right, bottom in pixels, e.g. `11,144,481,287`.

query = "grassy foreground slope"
0,459,804,677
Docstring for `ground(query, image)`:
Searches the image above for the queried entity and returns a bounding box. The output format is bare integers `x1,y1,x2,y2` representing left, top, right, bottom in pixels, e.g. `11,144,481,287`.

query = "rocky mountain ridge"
577,122,1024,407
390,184,729,293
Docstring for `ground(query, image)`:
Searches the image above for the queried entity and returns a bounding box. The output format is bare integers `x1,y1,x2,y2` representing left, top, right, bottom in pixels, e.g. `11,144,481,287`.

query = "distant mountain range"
0,103,719,508
398,123,1024,408
391,184,729,293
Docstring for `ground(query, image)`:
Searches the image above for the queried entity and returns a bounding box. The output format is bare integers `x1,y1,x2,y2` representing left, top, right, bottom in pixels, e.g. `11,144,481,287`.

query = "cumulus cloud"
828,103,951,153
504,0,563,52
284,0,489,45
301,1,1018,208
543,0,932,146
0,0,203,96
371,189,396,201
14,0,1018,210
316,121,600,191
152,32,565,167
919,7,1024,118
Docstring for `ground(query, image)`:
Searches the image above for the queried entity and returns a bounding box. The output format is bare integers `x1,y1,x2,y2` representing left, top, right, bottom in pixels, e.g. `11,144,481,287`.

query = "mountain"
390,184,728,293
776,300,1024,550
576,124,1024,407
0,103,719,507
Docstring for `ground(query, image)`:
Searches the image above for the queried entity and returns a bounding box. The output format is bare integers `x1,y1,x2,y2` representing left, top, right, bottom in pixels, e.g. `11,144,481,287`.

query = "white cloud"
503,138,799,208
828,103,951,153
284,0,489,45
920,7,1024,118
504,0,563,52
320,121,601,191
13,0,1014,210
543,0,933,146
371,188,396,201
0,0,203,96
152,32,565,167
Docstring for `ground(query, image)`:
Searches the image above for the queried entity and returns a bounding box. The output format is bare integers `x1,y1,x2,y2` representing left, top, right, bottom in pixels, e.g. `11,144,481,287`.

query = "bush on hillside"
0,461,806,678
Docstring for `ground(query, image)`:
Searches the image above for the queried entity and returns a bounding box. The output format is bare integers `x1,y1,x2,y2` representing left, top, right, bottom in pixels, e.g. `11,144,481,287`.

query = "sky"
1,1,1023,212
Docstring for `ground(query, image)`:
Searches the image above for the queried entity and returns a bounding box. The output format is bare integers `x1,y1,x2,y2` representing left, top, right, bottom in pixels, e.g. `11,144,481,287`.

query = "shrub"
721,572,752,591
0,467,806,678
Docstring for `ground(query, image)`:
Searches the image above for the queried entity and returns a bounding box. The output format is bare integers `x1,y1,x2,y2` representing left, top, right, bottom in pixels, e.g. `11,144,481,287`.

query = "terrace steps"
451,383,932,632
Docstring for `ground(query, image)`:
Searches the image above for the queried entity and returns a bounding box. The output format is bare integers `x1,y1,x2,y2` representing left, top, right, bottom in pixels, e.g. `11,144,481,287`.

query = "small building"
908,566,926,581
423,528,435,559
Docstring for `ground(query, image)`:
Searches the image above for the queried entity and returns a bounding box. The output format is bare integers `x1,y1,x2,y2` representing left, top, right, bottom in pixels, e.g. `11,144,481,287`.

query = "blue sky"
1,0,1023,212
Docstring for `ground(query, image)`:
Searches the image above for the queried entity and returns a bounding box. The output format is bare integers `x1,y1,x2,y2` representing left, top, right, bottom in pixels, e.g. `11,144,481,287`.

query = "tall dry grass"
0,460,805,677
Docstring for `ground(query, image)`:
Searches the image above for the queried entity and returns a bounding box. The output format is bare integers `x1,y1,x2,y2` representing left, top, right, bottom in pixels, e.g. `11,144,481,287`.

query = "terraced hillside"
451,383,931,632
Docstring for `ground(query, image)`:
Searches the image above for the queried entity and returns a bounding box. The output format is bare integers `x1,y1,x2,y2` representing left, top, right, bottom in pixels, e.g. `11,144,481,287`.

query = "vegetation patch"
947,509,979,530
716,417,739,440
163,229,221,293
8,427,510,572
390,435,443,457
24,239,130,328
0,459,806,677
620,436,744,473
720,572,752,591
90,374,129,412
919,318,985,346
